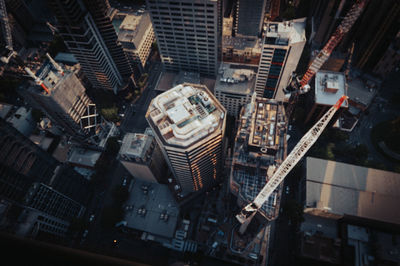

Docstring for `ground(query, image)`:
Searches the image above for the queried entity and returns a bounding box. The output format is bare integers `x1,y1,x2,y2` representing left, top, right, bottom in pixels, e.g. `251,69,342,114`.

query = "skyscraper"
146,0,220,76
146,83,226,199
255,18,306,100
22,57,101,138
48,0,133,93
234,0,267,38
0,119,90,239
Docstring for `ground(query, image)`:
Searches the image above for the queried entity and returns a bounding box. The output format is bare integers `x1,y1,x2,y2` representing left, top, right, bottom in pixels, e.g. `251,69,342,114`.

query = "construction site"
228,94,288,264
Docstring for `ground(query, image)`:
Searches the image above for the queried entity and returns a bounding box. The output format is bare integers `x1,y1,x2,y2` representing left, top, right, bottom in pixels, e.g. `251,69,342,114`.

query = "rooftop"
347,77,377,107
264,18,306,46
305,157,400,225
67,148,102,168
147,84,225,147
215,63,255,95
223,36,261,51
119,133,153,161
315,71,348,107
0,103,12,119
231,96,287,219
116,12,151,49
124,179,179,239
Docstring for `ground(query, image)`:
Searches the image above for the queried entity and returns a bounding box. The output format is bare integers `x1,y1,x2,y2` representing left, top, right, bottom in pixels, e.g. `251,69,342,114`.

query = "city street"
121,61,162,133
348,72,400,169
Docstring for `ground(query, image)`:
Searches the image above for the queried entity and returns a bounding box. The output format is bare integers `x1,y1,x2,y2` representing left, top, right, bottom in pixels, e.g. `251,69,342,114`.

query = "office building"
146,0,220,76
342,0,400,72
233,0,267,38
222,36,262,65
214,63,255,116
146,84,226,198
113,11,155,71
255,18,306,100
48,0,133,93
305,70,348,124
22,59,101,137
0,120,90,240
373,30,400,78
119,132,167,184
0,119,58,193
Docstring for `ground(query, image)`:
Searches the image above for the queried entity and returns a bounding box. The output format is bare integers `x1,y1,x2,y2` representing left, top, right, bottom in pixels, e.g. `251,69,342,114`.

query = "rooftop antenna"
46,53,64,76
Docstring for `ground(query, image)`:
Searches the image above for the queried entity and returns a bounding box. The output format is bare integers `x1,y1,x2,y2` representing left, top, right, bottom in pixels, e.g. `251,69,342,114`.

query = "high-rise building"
113,11,155,72
233,0,267,38
255,18,306,100
146,84,226,199
48,0,133,93
146,0,220,76
21,59,101,138
0,120,90,240
214,63,255,116
119,132,167,184
0,119,58,190
341,0,400,72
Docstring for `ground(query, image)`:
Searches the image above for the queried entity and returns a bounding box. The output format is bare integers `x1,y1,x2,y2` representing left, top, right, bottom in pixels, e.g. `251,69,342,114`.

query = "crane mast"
284,0,366,119
299,0,366,88
236,95,348,232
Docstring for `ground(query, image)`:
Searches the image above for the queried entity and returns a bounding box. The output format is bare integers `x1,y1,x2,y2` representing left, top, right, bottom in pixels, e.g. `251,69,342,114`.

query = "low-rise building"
121,179,179,243
299,157,400,265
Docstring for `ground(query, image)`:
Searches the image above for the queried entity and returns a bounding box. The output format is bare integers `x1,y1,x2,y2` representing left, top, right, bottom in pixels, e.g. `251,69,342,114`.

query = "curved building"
146,84,226,198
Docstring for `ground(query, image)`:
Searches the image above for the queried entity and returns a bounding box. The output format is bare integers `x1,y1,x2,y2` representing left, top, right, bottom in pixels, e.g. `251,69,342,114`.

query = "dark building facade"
48,0,134,92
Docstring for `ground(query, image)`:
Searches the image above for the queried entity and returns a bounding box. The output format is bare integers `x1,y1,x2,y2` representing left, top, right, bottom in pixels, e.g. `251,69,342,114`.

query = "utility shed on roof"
305,157,400,225
315,71,348,107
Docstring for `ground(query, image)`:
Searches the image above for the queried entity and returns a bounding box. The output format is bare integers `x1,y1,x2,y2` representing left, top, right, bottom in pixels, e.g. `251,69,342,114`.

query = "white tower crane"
236,95,348,233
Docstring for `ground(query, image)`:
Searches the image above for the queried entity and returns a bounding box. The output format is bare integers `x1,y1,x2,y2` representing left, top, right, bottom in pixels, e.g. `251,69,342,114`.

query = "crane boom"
236,95,348,228
299,0,367,88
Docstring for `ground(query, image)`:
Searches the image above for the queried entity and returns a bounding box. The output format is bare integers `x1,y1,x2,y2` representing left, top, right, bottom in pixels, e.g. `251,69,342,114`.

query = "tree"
105,137,120,157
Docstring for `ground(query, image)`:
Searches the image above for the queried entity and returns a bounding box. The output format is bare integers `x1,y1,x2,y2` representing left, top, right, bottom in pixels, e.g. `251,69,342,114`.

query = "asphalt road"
348,72,400,169
121,62,162,133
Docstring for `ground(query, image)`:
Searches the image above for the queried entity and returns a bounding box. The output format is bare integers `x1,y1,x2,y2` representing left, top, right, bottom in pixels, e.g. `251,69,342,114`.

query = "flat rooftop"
215,63,255,95
315,71,348,107
223,36,261,51
264,18,306,46
116,12,151,48
347,77,376,107
147,84,225,147
306,157,400,225
119,133,152,160
67,148,102,168
124,179,179,238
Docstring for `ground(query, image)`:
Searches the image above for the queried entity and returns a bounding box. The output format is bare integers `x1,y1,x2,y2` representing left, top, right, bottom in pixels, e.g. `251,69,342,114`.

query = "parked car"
89,214,95,222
